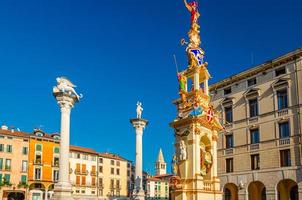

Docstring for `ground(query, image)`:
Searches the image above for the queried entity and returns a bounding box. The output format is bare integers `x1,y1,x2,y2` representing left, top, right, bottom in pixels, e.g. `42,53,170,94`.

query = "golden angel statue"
184,0,200,25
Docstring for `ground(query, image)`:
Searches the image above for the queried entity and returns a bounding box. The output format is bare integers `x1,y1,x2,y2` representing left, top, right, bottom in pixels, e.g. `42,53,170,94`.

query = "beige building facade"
210,48,302,200
69,145,98,199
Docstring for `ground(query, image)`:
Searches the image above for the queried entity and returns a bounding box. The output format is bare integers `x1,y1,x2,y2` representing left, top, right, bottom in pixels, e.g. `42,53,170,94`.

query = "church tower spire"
155,148,167,175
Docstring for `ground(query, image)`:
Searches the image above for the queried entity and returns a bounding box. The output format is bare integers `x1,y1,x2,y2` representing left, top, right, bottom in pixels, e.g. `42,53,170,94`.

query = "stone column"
204,79,209,95
130,118,148,200
194,72,200,90
51,78,80,200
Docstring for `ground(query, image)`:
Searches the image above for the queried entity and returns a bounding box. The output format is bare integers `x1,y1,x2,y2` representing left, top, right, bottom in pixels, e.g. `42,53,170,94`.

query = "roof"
154,174,173,178
0,129,30,138
209,48,302,91
70,145,99,155
99,152,127,161
156,148,165,163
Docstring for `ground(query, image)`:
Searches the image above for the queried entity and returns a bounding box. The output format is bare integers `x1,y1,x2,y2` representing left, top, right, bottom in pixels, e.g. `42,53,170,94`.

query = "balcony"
279,138,290,146
90,171,97,176
250,143,259,151
248,117,258,124
202,181,213,191
52,161,59,167
278,109,288,117
98,184,104,189
34,159,43,165
116,185,121,190
224,148,234,155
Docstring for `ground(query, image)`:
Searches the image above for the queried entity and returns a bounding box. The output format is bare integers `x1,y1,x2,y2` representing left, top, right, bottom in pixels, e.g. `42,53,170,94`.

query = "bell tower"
170,1,224,200
155,148,167,176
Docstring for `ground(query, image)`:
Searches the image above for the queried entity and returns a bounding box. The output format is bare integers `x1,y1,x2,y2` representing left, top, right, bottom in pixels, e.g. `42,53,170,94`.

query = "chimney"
1,125,8,130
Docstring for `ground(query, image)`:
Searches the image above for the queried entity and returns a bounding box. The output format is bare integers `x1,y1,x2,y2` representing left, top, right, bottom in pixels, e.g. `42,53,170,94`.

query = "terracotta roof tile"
99,152,127,161
0,129,30,138
70,145,98,155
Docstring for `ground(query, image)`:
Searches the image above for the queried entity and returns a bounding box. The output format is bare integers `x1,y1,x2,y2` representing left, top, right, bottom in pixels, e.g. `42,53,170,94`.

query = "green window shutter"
0,174,2,183
54,147,60,154
4,174,10,183
0,158,3,169
36,144,42,151
21,175,27,183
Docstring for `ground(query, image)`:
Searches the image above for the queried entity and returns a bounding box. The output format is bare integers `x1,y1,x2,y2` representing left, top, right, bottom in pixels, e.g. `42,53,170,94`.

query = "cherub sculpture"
179,140,187,161
136,101,143,119
54,77,82,100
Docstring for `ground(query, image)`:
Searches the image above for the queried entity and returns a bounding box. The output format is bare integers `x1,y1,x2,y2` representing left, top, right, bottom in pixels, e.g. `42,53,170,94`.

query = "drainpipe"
293,56,302,164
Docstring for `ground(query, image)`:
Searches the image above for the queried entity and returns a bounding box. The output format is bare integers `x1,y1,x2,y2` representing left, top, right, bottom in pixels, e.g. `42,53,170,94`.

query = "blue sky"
0,0,301,174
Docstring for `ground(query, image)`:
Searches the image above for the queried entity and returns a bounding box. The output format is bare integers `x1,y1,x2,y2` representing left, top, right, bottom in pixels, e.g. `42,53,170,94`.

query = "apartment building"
0,126,29,200
98,152,128,199
27,129,60,200
69,145,98,199
210,48,302,200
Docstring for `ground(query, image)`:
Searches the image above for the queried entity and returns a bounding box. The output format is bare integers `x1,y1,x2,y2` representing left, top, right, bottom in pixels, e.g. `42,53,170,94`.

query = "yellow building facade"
98,152,128,199
28,129,60,200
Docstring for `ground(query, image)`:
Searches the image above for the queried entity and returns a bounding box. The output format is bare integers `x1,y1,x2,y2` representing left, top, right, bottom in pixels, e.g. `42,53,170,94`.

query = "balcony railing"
52,161,59,167
34,160,43,165
250,143,259,150
279,138,290,146
224,148,234,155
202,181,213,191
91,171,97,176
278,109,288,117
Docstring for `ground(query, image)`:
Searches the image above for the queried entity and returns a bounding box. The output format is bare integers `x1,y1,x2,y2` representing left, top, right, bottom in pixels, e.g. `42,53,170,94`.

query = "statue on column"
184,0,200,26
136,101,143,119
53,77,82,100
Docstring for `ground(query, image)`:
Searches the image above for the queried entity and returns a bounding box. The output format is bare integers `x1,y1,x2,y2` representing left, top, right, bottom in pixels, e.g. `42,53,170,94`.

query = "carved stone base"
132,189,145,200
50,182,74,200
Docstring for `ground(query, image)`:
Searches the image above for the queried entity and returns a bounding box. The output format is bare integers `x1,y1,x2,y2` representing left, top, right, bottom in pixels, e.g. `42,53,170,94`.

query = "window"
99,158,103,163
21,175,27,184
279,121,290,138
249,98,258,117
251,154,260,170
76,176,80,185
82,154,88,160
0,144,4,152
91,156,96,161
116,180,120,189
226,158,233,173
224,87,232,95
116,168,120,175
22,160,28,172
92,177,96,186
81,176,86,185
76,153,80,159
280,149,291,167
6,145,12,153
35,144,42,151
127,170,130,176
224,106,233,123
5,159,11,170
247,78,257,87
54,147,60,154
250,129,260,144
53,157,59,166
277,89,288,110
22,147,28,155
76,163,81,173
99,166,103,173
34,168,41,180
111,168,114,175
4,174,10,184
275,67,286,77
110,179,114,188
111,160,115,165
35,154,42,164
53,170,59,182
92,165,96,173
81,164,86,173
99,178,103,186
225,134,233,149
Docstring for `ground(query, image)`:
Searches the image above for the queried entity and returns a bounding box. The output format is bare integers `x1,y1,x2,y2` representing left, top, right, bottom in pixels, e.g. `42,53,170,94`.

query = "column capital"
130,118,148,130
54,92,78,110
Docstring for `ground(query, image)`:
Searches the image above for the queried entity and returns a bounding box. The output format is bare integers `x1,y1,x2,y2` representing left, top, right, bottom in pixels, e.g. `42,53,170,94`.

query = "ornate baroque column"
51,77,81,200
